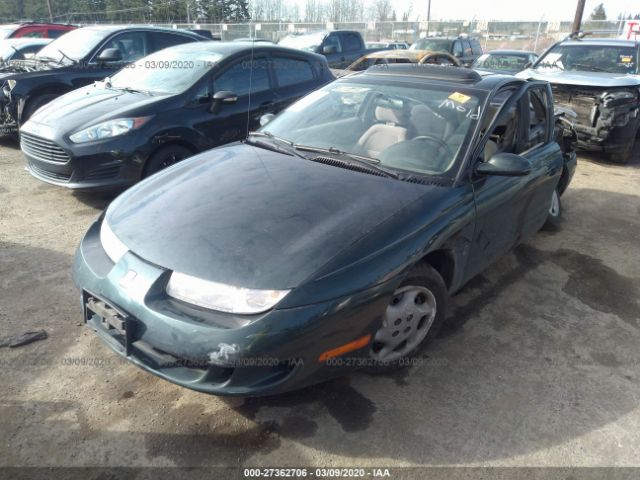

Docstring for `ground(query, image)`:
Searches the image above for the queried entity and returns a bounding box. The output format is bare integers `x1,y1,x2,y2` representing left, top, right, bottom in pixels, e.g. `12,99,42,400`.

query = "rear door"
270,54,320,112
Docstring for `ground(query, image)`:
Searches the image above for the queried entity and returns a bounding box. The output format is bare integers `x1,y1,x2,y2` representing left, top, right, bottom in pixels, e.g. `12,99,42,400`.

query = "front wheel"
143,145,192,178
542,188,562,230
367,263,447,371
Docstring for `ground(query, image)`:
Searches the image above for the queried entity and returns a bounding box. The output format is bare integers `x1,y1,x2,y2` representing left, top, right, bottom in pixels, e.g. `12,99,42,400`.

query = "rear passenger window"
453,41,463,57
48,29,66,39
470,39,483,55
150,32,192,51
214,58,270,96
341,33,362,52
272,57,314,87
462,40,472,57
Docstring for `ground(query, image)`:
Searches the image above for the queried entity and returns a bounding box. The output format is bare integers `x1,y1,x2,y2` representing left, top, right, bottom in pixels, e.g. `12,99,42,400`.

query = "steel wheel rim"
160,154,180,170
370,285,437,363
549,189,560,217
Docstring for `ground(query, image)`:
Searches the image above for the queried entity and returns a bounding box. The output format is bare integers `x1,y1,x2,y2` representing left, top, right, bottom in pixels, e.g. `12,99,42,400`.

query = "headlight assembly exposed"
100,219,128,264
166,272,290,315
2,79,16,98
69,116,151,143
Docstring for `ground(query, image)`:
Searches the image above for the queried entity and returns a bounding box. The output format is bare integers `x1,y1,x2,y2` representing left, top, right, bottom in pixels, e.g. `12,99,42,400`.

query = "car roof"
487,49,536,55
561,38,639,47
159,41,325,59
359,64,517,90
77,24,202,37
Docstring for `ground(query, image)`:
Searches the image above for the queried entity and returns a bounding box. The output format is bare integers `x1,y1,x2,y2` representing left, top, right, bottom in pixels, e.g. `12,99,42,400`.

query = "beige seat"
357,106,408,158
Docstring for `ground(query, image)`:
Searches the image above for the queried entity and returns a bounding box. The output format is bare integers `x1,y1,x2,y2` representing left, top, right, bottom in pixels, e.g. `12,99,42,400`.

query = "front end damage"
554,105,578,195
551,84,640,155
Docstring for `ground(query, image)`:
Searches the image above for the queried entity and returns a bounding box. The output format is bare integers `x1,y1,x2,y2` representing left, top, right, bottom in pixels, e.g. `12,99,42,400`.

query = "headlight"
166,272,290,315
69,116,150,143
100,219,128,263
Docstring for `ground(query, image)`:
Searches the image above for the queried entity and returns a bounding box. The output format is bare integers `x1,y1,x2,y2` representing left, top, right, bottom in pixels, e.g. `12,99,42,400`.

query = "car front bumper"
72,219,395,396
21,130,149,191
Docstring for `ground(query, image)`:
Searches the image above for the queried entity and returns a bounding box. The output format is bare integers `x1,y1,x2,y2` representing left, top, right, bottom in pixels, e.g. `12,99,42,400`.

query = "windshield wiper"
293,144,399,178
571,63,608,72
246,131,306,158
57,49,77,65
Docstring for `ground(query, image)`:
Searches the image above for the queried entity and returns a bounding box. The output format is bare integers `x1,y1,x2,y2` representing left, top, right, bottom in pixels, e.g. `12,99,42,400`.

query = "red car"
0,22,75,39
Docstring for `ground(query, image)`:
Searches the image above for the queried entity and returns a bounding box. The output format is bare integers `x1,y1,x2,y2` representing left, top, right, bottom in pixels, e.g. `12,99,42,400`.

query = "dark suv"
0,25,205,134
518,33,640,163
0,22,75,39
410,36,483,67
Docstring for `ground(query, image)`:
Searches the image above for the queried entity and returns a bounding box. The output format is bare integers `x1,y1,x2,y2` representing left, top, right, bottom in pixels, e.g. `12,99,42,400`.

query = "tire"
542,188,562,231
20,94,57,125
366,263,448,371
609,144,633,164
143,144,192,178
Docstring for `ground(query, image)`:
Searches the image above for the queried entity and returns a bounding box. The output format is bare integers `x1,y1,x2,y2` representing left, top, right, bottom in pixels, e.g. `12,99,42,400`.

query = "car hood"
28,83,168,132
518,68,640,87
106,144,431,290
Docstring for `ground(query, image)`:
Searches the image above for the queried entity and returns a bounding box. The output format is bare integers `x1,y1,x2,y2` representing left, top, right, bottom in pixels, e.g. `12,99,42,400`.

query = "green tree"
589,3,607,21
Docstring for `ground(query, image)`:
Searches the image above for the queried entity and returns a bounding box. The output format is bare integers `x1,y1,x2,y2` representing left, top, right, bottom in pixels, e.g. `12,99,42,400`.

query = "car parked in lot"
410,35,483,67
0,25,205,134
518,33,640,163
73,65,576,396
279,30,380,68
0,22,75,39
366,41,408,50
472,50,538,74
0,38,51,64
343,49,461,73
21,42,333,190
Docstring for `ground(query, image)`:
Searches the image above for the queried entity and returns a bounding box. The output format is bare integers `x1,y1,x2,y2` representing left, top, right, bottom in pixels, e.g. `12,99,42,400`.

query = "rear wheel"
143,145,192,178
609,144,633,164
368,263,447,371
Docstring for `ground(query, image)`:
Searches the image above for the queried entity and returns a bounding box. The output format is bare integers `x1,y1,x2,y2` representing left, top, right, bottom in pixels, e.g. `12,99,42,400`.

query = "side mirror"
96,48,123,63
210,90,238,113
260,113,275,127
475,152,532,177
322,45,337,55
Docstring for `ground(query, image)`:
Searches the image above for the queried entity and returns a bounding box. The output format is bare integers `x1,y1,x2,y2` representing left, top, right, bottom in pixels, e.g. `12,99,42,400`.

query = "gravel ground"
1,138,639,472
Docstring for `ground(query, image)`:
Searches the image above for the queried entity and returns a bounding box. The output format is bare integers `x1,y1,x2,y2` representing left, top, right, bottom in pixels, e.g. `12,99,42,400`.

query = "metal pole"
45,0,54,22
534,15,543,52
572,0,586,33
426,0,431,37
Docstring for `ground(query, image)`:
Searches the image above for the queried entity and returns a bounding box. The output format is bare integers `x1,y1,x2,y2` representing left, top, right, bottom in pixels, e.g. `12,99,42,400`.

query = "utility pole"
45,0,54,22
572,0,586,33
426,0,431,37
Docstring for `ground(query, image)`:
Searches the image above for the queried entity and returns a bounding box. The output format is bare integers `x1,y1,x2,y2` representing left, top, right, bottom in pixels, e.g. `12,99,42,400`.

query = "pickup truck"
279,30,380,68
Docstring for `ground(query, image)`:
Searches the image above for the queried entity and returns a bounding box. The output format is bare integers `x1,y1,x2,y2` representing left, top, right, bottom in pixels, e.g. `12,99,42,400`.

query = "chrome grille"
21,132,69,164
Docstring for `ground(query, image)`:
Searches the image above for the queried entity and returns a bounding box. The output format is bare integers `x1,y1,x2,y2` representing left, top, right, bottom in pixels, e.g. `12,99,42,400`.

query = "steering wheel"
412,135,454,159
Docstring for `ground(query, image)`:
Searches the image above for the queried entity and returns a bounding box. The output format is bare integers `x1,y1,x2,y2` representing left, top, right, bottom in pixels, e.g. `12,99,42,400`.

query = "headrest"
410,104,447,136
375,106,404,125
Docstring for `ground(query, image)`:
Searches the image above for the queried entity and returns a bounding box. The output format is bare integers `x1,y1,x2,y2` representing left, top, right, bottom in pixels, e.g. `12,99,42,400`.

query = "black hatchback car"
0,25,205,134
21,42,333,190
73,66,576,396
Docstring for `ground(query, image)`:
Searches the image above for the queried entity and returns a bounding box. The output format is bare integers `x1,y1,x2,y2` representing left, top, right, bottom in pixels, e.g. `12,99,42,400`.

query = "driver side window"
481,89,521,161
97,32,147,63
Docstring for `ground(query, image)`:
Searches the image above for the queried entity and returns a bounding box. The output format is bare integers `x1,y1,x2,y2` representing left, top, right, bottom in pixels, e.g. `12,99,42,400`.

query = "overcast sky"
393,0,634,21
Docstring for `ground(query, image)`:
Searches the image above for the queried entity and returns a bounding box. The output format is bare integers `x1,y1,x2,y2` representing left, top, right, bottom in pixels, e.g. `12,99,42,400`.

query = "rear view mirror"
475,152,531,177
97,48,123,63
260,113,275,127
323,45,337,55
210,90,238,113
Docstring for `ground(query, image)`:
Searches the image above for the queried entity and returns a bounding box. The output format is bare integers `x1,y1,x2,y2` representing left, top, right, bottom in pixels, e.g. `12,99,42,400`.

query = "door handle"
260,101,275,108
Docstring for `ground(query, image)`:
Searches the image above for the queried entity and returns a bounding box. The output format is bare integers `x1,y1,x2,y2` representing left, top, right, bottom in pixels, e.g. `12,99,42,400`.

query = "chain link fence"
160,19,625,53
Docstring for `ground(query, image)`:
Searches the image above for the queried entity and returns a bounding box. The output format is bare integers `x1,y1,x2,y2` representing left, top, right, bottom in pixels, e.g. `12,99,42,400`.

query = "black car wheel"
144,145,192,178
368,263,447,370
542,188,562,230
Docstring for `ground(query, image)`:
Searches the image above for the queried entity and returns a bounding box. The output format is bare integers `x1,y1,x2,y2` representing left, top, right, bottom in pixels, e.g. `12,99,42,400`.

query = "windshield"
262,79,482,175
279,32,326,52
535,44,638,74
473,53,531,72
110,48,223,94
410,39,452,52
36,28,110,63
0,43,17,61
0,27,16,39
